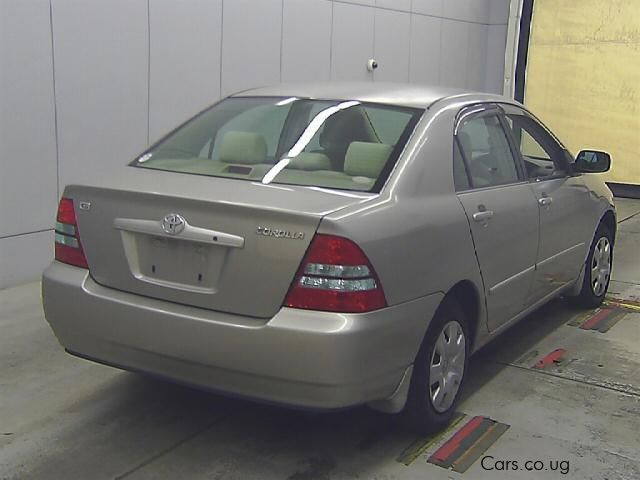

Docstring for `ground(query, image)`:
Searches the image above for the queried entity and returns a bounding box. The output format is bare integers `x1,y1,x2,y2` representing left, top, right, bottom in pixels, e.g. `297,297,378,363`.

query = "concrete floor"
2,199,640,480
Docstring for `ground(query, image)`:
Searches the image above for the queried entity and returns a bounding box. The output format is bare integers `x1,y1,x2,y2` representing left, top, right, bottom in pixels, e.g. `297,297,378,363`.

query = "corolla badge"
256,226,304,240
161,213,186,235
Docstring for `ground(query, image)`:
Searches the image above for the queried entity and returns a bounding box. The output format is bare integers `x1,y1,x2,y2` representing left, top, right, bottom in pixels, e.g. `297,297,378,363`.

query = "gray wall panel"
0,0,58,237
466,23,489,90
489,0,511,25
485,24,508,94
221,0,283,96
440,19,469,89
282,0,332,83
149,0,222,143
376,0,410,11
412,0,443,17
52,0,149,187
0,231,53,289
444,0,491,24
373,9,411,82
345,0,376,6
409,14,442,86
331,2,375,81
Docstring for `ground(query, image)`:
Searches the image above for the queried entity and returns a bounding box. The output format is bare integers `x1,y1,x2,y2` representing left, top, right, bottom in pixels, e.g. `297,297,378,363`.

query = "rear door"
454,105,540,331
501,105,592,301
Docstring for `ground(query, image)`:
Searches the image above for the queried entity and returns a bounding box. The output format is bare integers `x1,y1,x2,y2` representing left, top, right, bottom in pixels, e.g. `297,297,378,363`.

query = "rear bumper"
42,262,443,409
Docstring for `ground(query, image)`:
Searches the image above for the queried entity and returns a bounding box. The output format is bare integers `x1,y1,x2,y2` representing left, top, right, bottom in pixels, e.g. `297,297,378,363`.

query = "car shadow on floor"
459,296,584,402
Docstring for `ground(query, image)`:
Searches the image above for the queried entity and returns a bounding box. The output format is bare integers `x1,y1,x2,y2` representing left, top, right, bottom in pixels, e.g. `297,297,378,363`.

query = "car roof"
232,82,509,109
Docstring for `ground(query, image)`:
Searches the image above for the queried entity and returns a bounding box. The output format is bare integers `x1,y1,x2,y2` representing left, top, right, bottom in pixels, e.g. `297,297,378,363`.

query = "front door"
502,108,592,301
455,107,540,331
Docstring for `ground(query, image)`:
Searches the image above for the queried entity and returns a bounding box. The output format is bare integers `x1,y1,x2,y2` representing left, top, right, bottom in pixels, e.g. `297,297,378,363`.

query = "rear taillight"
54,198,88,269
284,234,387,313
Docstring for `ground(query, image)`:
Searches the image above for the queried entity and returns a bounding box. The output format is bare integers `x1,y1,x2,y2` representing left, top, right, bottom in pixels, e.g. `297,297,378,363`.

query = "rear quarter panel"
321,104,487,346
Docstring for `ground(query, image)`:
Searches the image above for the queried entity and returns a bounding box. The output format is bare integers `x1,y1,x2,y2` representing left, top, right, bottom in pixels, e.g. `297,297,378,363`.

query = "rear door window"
453,141,471,191
456,113,522,188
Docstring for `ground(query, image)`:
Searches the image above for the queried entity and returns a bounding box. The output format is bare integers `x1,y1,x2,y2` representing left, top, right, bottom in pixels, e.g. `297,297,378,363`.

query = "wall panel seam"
372,4,376,68
437,9,444,84
49,0,60,200
219,0,225,98
407,2,413,81
329,1,334,78
146,0,151,145
279,0,284,82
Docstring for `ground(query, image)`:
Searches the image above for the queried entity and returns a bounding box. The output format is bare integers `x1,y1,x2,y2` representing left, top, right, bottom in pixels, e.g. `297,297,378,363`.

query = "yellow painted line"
396,413,465,466
605,298,640,312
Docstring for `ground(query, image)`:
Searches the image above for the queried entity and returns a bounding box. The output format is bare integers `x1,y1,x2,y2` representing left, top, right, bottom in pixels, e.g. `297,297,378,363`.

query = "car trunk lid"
65,168,374,318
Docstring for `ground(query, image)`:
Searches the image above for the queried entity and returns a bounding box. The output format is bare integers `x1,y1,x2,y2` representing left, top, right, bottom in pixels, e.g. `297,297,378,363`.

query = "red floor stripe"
430,416,485,463
580,308,612,330
532,348,566,369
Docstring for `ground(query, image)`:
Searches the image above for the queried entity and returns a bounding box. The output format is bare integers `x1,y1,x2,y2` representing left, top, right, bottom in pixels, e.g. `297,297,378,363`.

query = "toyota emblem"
161,213,186,235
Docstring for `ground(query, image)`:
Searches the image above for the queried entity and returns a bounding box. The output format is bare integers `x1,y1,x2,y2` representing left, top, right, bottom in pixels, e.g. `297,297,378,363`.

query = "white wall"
0,0,511,289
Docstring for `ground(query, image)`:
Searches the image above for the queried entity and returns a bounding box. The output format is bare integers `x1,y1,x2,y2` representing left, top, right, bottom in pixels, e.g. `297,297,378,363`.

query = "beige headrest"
287,153,332,171
218,131,267,164
344,142,393,178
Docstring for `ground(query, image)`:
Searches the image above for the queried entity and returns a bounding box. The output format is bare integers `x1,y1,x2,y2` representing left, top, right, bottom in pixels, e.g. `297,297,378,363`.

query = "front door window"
503,114,570,180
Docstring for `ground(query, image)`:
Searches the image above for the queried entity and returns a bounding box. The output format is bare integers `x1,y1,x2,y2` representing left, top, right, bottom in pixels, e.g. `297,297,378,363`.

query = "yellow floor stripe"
605,298,640,312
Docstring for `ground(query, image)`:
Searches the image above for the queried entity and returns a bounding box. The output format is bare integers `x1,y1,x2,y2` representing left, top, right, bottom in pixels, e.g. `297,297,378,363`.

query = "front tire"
569,223,613,308
403,297,469,433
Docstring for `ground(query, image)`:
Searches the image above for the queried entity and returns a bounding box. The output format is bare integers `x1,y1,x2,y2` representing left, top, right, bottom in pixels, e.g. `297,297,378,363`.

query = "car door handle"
539,196,553,207
472,210,494,223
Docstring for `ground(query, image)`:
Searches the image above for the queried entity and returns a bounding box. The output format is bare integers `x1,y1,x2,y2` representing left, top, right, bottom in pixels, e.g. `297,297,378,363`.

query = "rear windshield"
132,97,423,192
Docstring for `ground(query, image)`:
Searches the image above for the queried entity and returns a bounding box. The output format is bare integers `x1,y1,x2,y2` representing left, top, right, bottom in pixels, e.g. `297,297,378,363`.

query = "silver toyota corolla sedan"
42,83,615,432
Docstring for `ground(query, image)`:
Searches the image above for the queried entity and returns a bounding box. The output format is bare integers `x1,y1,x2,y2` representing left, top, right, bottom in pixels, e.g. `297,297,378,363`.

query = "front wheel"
403,297,469,433
569,223,613,308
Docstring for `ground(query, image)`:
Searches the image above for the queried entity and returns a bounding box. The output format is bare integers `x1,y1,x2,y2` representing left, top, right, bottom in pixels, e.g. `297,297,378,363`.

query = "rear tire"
403,297,469,434
569,223,613,309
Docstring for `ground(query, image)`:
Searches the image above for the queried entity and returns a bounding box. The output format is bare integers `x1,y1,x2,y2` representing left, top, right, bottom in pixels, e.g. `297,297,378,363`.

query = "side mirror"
574,150,611,173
